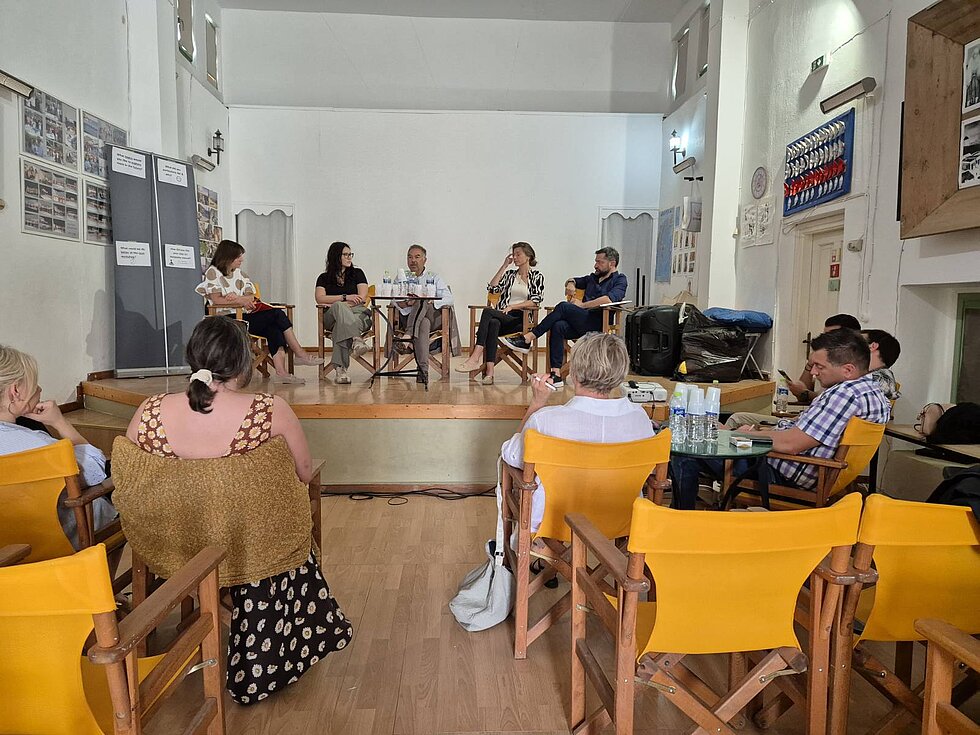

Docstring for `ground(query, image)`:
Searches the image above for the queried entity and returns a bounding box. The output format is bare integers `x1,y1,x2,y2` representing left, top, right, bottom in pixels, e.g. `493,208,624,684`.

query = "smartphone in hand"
777,369,792,381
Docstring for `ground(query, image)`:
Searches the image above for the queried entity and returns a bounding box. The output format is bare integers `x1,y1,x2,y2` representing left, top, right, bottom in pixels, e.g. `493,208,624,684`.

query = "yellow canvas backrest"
627,493,862,657
525,429,671,542
487,291,501,308
367,284,376,307
0,439,79,562
857,494,980,642
832,416,886,494
0,544,115,735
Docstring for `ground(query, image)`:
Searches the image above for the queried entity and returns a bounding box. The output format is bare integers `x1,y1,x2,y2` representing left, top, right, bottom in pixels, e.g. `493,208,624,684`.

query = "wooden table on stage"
639,379,776,422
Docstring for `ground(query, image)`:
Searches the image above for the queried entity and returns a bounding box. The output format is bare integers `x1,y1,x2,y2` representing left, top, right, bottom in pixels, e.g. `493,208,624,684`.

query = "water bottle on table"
775,377,790,414
668,383,688,445
705,386,721,443
687,387,706,443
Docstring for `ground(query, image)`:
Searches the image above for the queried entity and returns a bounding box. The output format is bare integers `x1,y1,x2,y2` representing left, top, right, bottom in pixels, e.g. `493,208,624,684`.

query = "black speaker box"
625,304,683,376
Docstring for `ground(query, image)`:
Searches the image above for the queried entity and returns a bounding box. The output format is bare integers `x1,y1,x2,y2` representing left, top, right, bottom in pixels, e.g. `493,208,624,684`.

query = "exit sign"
811,55,826,73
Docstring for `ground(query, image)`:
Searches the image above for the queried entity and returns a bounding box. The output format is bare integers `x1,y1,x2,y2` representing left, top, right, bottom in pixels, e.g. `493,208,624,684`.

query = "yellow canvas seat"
0,439,121,564
0,542,226,735
467,291,540,382
501,428,671,659
829,495,980,735
567,493,862,735
728,415,886,509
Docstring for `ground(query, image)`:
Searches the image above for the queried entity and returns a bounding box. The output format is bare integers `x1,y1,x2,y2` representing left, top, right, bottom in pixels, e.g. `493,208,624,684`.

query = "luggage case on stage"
625,304,683,376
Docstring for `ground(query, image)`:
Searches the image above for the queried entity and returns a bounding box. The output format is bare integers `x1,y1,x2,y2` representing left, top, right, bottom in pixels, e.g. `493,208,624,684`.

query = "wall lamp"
820,76,876,114
669,129,686,165
673,156,697,175
207,129,224,166
0,68,33,98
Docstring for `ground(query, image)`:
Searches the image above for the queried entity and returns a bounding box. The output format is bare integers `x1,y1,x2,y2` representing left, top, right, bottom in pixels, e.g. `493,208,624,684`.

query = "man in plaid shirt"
670,328,890,508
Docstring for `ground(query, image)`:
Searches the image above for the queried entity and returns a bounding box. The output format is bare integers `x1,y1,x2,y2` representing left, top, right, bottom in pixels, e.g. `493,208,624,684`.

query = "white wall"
229,107,661,339
0,0,129,401
733,0,980,409
221,10,672,113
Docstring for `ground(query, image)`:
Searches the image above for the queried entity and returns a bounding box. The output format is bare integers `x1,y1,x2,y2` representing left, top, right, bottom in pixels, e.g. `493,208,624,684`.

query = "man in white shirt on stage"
394,243,459,383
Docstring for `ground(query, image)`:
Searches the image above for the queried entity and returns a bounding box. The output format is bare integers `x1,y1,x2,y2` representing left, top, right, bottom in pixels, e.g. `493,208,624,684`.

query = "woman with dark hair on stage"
456,241,544,384
197,239,321,385
314,241,372,384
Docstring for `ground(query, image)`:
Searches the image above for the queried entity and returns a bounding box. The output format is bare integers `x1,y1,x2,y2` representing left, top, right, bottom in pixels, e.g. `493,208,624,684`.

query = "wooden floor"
149,495,912,735
81,359,774,421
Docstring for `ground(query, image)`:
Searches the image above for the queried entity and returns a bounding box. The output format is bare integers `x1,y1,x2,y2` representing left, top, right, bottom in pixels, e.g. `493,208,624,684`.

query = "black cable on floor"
323,487,495,506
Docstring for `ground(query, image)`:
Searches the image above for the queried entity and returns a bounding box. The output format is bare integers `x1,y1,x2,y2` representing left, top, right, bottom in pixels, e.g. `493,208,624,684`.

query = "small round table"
670,430,773,509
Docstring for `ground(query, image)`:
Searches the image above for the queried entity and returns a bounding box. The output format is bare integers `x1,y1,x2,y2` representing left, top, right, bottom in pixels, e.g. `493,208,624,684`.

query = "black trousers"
242,308,292,356
476,308,523,363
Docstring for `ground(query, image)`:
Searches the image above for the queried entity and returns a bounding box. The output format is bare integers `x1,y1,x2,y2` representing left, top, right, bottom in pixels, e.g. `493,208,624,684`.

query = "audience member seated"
501,332,654,533
674,328,890,510
456,242,544,384
315,241,372,384
786,312,862,404
117,317,352,704
0,344,115,548
197,239,321,385
725,311,863,428
860,328,901,401
393,244,460,383
500,247,627,388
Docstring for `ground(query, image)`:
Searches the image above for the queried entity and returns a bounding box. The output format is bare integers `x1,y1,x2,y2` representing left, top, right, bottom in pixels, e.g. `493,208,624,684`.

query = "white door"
793,227,843,368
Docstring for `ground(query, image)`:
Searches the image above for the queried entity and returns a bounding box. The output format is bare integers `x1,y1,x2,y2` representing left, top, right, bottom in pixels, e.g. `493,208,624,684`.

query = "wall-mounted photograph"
963,38,980,114
959,118,980,189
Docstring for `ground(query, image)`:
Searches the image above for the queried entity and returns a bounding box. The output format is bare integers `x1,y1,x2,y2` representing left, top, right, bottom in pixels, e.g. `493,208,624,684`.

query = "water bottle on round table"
687,387,706,443
668,383,688,445
775,377,790,414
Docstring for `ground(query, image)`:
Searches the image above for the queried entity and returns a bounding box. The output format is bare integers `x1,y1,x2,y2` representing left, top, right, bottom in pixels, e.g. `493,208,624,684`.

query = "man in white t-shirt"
501,332,655,533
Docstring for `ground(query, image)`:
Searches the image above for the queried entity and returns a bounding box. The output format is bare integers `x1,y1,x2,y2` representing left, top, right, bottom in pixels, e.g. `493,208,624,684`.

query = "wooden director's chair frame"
204,283,296,377
385,302,453,381
468,293,540,382
317,285,379,381
545,299,628,380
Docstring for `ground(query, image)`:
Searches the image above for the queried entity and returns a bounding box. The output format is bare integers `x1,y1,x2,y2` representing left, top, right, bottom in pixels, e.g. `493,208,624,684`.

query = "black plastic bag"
674,306,749,383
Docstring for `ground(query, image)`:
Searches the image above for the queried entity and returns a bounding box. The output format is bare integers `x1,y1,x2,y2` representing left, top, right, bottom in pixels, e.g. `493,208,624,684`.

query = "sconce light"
820,77,876,114
0,68,34,98
207,129,224,165
669,129,686,166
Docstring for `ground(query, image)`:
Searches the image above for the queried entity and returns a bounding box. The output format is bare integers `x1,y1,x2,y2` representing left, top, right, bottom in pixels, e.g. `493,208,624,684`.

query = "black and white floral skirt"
227,553,353,704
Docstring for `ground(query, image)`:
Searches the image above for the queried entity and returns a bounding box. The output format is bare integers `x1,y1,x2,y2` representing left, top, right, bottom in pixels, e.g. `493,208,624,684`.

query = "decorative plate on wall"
751,166,768,199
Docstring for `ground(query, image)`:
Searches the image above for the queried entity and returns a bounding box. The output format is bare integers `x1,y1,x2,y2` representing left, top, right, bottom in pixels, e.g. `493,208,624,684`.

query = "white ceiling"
215,0,689,23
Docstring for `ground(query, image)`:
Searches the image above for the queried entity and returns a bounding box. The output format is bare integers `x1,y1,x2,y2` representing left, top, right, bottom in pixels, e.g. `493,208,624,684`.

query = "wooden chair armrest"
87,546,227,665
63,478,115,508
765,452,847,469
566,513,648,592
0,544,31,567
915,618,980,672
503,462,536,493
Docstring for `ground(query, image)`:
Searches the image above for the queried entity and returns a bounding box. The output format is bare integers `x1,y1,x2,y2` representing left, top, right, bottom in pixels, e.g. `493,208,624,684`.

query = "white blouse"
500,396,656,531
195,266,255,315
507,275,530,306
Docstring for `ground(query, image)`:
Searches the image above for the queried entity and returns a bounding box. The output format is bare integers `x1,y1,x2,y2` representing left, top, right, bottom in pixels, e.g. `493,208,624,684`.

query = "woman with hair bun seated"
197,239,322,385
116,316,352,705
455,242,544,384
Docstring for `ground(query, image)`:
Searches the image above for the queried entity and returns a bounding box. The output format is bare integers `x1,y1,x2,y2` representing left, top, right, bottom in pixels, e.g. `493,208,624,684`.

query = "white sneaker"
334,367,351,384
295,352,324,366
273,373,305,385
352,338,371,357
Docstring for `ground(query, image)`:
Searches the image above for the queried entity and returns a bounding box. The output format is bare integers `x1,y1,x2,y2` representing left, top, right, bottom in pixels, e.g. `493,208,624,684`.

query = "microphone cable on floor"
323,486,495,506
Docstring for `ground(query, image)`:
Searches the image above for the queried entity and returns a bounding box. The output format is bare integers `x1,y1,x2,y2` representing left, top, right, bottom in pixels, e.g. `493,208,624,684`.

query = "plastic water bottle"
705,386,721,443
775,377,790,414
668,384,688,445
687,387,706,443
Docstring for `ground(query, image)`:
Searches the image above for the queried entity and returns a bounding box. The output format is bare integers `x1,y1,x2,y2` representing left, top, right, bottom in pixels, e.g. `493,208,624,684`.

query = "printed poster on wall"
197,185,220,261
84,180,113,245
21,158,79,241
964,38,980,115
21,88,78,171
82,111,128,179
670,230,697,277
959,118,980,189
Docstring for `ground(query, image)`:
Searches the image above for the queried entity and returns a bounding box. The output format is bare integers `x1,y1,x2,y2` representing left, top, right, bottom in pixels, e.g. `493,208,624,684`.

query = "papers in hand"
587,300,632,309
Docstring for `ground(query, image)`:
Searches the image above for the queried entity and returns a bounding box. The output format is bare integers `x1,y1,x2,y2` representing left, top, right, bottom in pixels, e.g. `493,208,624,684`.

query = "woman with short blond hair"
0,344,115,548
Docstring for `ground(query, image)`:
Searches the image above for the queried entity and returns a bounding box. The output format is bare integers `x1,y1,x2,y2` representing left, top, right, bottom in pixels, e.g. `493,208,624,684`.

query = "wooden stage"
74,360,774,486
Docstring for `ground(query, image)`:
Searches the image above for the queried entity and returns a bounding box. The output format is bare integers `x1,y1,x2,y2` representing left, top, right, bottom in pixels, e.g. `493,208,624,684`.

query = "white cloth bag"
449,458,514,631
